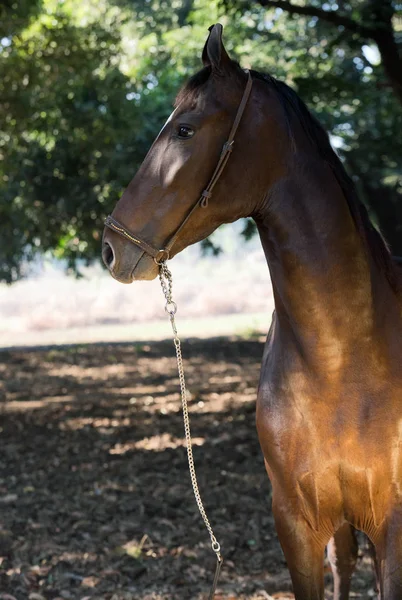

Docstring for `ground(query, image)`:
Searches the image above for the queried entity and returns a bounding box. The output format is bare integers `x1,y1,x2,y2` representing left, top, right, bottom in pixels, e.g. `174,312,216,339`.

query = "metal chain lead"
159,262,223,599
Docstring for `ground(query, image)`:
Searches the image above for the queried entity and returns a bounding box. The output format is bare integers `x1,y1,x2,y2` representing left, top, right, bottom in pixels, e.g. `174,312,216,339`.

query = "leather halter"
104,70,253,264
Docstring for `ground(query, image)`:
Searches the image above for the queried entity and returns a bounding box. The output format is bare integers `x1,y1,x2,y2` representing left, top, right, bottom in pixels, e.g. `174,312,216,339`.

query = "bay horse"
102,24,402,600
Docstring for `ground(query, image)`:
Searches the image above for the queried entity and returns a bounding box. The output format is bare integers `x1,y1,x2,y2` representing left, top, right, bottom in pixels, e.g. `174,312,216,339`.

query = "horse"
102,24,402,600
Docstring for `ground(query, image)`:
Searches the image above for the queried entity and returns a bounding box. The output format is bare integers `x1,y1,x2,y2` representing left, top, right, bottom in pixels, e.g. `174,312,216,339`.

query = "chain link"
159,262,223,597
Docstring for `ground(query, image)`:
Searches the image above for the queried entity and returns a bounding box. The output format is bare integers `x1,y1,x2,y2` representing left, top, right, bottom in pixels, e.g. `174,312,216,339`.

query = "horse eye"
177,125,194,139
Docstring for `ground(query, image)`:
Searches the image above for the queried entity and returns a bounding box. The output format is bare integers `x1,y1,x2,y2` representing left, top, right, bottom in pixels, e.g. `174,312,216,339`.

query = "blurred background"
1,0,401,346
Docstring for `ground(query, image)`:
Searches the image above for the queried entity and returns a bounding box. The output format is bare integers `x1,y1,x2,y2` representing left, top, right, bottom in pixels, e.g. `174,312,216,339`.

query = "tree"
225,0,402,253
0,0,401,283
0,2,144,281
244,0,402,104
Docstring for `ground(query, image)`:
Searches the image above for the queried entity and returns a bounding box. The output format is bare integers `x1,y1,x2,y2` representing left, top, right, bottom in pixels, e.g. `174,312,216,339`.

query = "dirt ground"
0,338,376,600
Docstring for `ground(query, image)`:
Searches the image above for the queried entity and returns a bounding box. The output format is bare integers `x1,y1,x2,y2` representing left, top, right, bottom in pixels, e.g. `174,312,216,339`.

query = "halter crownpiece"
104,70,253,263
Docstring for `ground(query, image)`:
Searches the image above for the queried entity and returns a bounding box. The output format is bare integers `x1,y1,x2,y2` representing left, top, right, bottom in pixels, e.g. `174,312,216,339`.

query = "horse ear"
202,23,232,73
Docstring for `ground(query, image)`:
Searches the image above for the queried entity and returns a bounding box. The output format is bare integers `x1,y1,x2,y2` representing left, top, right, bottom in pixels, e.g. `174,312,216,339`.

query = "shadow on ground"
0,339,375,599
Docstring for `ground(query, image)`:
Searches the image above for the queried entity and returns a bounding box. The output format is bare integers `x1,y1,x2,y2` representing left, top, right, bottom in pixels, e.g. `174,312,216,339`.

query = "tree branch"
253,0,402,104
256,0,374,38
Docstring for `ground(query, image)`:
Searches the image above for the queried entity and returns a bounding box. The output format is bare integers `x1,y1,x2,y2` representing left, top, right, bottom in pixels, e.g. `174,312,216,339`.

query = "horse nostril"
102,241,115,270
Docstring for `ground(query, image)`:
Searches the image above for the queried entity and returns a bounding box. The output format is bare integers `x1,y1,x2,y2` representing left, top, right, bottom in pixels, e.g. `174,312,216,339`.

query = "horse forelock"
174,66,212,108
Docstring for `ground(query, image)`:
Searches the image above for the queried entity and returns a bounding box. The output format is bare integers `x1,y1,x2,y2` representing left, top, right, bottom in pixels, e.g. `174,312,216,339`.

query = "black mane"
176,66,398,290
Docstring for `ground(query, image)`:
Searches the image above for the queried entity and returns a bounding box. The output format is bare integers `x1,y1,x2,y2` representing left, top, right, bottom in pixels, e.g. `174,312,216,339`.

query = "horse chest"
256,371,402,536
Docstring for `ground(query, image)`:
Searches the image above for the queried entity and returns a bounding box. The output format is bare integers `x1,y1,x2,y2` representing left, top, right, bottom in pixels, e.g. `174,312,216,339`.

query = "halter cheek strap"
104,70,253,263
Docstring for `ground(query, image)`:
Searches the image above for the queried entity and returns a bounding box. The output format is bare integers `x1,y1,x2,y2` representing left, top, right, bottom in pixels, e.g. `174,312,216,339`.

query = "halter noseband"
104,70,253,264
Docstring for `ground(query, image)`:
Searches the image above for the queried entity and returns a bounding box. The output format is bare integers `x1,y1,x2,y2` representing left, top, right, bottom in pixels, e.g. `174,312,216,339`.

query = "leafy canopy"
0,0,401,282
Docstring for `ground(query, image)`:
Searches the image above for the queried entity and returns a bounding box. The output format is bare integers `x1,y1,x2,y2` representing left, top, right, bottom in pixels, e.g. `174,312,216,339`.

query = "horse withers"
102,24,402,600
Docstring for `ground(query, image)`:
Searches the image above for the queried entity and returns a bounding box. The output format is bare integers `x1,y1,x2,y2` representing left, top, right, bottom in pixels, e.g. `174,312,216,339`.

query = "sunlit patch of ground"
0,339,376,599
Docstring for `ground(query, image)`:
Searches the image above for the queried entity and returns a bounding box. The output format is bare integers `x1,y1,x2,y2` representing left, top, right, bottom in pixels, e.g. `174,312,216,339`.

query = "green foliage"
224,0,402,248
0,0,44,38
0,0,401,282
0,2,139,280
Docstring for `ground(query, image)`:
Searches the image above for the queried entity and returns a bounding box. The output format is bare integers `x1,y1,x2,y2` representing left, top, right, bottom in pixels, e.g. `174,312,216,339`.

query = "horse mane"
175,65,398,290
250,70,398,290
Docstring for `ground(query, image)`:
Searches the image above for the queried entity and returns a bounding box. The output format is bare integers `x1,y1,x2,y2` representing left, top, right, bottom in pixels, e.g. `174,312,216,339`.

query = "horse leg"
272,498,326,600
326,523,358,600
375,508,402,600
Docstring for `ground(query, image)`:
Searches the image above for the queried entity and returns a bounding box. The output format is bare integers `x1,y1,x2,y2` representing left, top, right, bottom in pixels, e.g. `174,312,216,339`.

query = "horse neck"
255,154,395,369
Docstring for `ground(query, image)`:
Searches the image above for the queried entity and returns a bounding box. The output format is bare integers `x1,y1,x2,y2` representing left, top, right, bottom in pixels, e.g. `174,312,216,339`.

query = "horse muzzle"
102,229,159,282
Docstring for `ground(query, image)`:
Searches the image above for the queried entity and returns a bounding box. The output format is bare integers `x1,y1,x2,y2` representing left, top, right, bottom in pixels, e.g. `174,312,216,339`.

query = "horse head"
102,24,287,283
